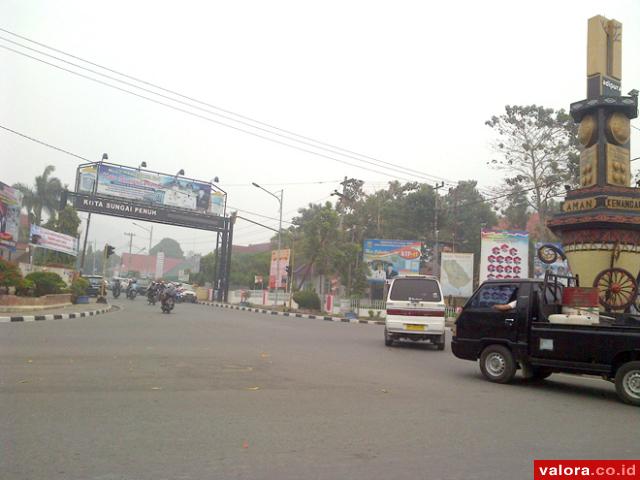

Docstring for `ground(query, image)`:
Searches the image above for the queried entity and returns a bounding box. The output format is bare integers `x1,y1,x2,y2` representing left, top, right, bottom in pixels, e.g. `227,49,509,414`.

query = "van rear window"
389,279,441,302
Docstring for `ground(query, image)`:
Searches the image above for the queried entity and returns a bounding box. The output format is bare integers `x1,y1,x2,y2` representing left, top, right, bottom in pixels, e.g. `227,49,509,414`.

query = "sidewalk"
0,301,114,323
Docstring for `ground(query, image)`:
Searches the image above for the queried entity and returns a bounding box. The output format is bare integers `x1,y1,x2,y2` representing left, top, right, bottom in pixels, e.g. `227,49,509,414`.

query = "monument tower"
548,15,639,311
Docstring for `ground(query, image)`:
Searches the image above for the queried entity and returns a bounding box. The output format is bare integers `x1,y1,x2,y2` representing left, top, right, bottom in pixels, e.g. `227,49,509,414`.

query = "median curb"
197,301,385,325
0,305,114,323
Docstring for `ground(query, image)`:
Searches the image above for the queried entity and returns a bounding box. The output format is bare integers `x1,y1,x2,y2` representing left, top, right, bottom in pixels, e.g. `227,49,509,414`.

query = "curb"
0,305,114,323
197,301,385,326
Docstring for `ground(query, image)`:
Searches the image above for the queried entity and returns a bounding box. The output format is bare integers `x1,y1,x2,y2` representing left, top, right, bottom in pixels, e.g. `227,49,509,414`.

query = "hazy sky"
1,0,639,255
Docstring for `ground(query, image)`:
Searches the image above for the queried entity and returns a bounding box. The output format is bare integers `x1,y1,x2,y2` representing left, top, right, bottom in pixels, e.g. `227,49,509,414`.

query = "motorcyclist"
126,278,138,299
160,282,177,312
147,281,160,305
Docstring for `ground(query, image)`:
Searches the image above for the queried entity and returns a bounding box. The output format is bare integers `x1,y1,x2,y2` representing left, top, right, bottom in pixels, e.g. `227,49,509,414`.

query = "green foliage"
24,271,66,297
486,104,579,238
15,278,35,297
293,289,321,311
13,165,64,225
230,251,270,288
150,238,184,259
0,258,24,292
70,277,90,297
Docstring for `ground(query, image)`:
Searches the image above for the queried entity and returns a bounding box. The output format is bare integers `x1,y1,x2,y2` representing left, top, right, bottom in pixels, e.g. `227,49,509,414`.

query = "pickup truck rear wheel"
615,361,640,406
480,345,516,384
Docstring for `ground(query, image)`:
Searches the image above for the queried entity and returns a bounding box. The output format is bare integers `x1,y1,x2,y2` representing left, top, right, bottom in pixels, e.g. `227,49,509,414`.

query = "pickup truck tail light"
386,309,445,317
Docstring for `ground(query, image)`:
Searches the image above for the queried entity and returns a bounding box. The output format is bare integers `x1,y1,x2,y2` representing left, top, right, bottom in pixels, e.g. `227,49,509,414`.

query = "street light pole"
252,182,283,307
433,181,445,277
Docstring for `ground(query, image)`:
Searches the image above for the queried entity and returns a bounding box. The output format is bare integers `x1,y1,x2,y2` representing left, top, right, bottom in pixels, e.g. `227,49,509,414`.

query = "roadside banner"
363,239,422,283
440,253,474,297
479,229,529,282
269,249,290,289
0,182,23,251
533,242,570,279
29,225,78,256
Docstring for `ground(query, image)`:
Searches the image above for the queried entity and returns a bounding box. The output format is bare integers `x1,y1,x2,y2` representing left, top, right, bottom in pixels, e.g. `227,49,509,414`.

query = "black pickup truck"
451,278,640,406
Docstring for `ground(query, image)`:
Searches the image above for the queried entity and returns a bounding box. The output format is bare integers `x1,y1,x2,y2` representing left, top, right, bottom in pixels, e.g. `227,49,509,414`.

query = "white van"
384,275,446,350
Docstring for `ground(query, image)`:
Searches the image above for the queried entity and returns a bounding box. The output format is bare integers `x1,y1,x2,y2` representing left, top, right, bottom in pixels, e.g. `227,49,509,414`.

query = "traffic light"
106,244,116,258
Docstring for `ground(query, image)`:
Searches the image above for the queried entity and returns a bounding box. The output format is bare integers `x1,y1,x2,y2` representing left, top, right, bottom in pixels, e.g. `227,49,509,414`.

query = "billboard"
68,192,227,232
0,182,22,251
440,253,474,297
269,249,291,289
479,229,529,282
77,163,224,215
533,242,570,279
29,225,78,256
363,239,421,283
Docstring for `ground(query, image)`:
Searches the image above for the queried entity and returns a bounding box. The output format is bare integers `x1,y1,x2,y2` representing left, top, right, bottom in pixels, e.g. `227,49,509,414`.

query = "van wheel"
615,361,640,406
384,329,394,347
479,345,516,384
436,336,445,351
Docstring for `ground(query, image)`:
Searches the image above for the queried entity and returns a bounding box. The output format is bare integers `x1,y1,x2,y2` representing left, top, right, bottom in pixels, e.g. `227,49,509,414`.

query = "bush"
24,272,66,297
15,278,35,297
293,289,321,311
0,258,23,293
70,277,89,298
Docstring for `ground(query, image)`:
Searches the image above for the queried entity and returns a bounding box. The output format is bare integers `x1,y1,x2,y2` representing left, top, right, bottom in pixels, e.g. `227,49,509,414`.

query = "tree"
486,105,579,238
150,238,184,259
292,202,342,289
229,251,270,289
441,181,498,259
13,165,64,225
500,184,529,230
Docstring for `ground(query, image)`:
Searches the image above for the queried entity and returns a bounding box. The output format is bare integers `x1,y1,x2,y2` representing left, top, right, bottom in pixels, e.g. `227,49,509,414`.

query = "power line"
0,27,459,186
0,124,92,162
0,38,448,184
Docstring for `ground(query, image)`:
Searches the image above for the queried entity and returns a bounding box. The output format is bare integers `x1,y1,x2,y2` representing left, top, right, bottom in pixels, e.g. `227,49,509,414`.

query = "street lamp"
138,161,147,169
176,169,185,176
132,222,153,253
253,182,283,306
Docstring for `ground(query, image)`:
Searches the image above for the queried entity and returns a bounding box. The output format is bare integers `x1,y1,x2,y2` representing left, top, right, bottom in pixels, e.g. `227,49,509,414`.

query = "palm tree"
13,165,63,225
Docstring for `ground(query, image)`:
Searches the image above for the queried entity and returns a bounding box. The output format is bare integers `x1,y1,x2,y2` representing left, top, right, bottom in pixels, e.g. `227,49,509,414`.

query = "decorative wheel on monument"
593,268,638,311
537,244,566,265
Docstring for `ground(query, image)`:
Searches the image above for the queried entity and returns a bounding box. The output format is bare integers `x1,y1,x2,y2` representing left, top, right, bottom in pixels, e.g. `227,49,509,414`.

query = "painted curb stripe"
0,306,112,323
196,301,384,327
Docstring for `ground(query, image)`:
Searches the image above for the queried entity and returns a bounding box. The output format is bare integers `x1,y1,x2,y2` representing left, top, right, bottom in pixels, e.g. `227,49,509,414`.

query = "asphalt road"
1,299,638,480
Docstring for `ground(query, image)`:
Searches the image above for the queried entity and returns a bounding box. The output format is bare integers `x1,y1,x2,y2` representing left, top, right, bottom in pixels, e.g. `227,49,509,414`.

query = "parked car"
81,275,104,297
452,277,640,406
384,275,446,349
176,286,197,303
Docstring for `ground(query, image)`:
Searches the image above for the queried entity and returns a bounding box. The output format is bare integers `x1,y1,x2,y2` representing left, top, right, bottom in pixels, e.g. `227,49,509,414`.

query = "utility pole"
433,181,445,277
92,240,97,274
124,232,135,274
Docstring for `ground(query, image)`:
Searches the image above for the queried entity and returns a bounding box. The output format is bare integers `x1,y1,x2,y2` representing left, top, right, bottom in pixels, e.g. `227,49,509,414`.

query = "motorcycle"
112,284,121,299
147,285,158,305
126,286,137,300
160,287,175,314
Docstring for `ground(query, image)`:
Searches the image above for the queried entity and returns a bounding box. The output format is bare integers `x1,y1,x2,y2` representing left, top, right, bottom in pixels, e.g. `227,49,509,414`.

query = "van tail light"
386,309,445,317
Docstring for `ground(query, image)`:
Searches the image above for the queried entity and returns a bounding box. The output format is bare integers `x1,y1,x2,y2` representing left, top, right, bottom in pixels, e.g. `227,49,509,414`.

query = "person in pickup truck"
494,300,516,311
493,289,518,312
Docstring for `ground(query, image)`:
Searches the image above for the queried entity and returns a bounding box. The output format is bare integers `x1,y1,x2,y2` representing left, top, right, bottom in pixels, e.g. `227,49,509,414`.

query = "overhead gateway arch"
62,161,233,302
